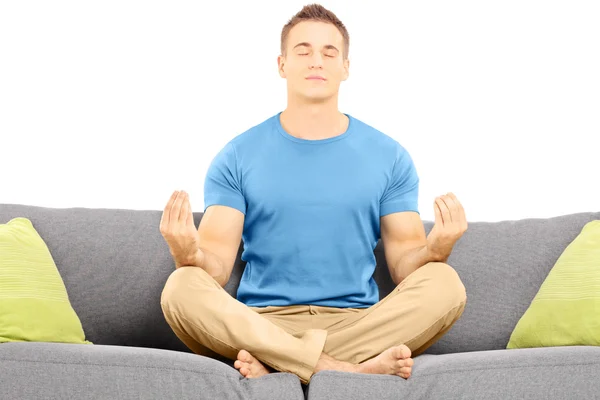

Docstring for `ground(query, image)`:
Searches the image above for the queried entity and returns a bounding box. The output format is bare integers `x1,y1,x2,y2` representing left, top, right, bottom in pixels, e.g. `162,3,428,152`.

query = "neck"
280,93,348,140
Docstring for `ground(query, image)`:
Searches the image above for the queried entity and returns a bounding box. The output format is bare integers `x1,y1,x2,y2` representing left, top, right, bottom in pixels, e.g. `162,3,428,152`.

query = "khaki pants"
161,262,466,384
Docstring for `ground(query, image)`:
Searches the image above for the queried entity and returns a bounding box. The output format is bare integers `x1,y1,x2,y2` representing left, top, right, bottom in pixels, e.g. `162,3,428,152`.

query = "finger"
434,198,443,225
186,197,195,228
446,192,460,211
436,197,451,225
160,191,179,228
439,195,455,223
447,192,467,227
178,192,190,223
171,191,185,225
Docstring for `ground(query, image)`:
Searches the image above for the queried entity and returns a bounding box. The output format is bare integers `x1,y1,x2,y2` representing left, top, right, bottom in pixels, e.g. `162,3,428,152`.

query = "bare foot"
233,349,270,379
357,344,414,379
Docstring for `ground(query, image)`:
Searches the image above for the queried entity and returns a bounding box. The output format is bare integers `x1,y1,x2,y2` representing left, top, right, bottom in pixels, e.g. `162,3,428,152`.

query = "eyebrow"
292,42,339,52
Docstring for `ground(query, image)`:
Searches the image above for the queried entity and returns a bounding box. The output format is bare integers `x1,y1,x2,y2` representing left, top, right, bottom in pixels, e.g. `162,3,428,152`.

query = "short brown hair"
281,4,350,60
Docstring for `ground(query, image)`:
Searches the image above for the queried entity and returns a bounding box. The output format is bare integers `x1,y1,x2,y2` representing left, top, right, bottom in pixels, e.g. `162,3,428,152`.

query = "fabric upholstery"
0,217,90,344
3,203,600,400
0,204,191,352
411,212,600,353
508,220,600,348
2,204,599,355
0,342,304,400
307,346,600,400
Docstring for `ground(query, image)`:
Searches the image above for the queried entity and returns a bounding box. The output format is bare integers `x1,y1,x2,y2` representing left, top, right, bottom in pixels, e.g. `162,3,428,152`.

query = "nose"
309,52,324,69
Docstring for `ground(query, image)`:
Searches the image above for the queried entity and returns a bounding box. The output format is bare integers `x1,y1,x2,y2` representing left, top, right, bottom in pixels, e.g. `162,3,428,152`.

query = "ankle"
315,352,358,374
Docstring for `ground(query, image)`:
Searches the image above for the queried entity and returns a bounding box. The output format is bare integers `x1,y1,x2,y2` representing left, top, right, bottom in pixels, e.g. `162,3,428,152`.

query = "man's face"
278,21,349,102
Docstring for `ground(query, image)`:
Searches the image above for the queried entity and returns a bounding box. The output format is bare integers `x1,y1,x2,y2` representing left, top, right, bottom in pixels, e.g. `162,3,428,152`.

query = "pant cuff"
293,329,328,384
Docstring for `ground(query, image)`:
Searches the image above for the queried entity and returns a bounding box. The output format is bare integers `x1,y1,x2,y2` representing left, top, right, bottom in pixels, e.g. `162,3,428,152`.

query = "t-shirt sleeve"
380,145,420,217
203,142,247,215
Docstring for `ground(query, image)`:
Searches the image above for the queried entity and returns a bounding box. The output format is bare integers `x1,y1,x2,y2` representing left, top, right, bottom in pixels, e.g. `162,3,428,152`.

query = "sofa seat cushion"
306,346,600,400
0,342,304,400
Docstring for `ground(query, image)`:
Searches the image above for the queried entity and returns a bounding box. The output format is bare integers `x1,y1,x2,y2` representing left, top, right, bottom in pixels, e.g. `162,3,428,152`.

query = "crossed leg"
161,262,466,384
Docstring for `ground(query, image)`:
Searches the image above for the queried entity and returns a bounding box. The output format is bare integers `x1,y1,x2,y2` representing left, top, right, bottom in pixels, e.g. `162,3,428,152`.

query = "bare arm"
380,193,468,285
380,211,432,285
193,204,244,287
160,191,244,287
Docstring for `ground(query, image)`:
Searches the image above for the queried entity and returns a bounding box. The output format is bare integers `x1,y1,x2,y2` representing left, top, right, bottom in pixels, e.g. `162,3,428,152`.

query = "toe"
398,357,413,368
238,349,251,362
391,345,410,360
234,360,242,369
398,370,411,379
398,345,412,359
391,347,403,360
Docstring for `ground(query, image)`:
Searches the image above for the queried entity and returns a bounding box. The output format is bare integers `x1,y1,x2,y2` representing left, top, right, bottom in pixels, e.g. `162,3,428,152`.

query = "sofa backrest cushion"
408,212,600,354
0,204,190,352
2,204,598,355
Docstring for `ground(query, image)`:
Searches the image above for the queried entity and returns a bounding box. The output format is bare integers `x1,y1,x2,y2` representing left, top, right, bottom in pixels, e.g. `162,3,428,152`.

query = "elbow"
391,270,405,286
212,266,230,288
215,274,229,288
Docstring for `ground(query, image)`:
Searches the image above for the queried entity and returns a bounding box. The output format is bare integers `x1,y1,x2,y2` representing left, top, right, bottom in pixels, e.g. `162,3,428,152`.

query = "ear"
277,55,286,78
342,58,350,81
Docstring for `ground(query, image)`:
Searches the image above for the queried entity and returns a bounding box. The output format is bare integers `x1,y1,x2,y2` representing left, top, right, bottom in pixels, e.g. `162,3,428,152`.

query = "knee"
161,267,212,312
422,262,467,306
161,268,187,311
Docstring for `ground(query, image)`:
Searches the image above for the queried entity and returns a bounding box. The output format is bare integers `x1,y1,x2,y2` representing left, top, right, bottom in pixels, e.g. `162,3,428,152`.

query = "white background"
1,0,598,222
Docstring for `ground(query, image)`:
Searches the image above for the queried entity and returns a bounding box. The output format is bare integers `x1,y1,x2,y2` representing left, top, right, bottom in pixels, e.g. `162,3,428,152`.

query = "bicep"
380,211,427,269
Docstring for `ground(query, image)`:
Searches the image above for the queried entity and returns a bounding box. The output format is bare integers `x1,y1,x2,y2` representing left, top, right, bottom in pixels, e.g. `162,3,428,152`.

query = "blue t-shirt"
203,112,419,308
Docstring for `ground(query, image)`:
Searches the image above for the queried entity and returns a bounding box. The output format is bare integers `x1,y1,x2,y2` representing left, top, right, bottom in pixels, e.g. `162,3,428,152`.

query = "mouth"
306,76,326,81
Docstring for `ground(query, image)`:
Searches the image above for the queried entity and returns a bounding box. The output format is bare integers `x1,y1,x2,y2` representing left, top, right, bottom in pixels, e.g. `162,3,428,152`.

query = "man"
159,4,467,385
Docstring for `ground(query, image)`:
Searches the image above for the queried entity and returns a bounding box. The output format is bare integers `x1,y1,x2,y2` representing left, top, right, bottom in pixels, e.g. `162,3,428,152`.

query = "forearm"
174,247,229,287
391,244,447,285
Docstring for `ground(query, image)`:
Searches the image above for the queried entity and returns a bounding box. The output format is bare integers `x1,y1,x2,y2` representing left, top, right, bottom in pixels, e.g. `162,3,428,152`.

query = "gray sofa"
1,203,599,400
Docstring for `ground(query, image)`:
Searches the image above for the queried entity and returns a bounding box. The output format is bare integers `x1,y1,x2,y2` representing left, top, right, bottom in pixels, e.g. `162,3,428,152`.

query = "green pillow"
0,217,91,344
507,220,600,349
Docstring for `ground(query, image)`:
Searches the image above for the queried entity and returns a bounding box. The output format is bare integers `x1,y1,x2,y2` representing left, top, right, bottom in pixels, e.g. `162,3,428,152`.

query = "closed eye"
298,53,335,58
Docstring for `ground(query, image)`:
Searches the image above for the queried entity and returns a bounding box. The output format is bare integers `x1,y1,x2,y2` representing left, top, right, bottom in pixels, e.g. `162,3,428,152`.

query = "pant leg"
248,305,314,335
322,262,467,363
160,267,326,384
166,320,231,363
